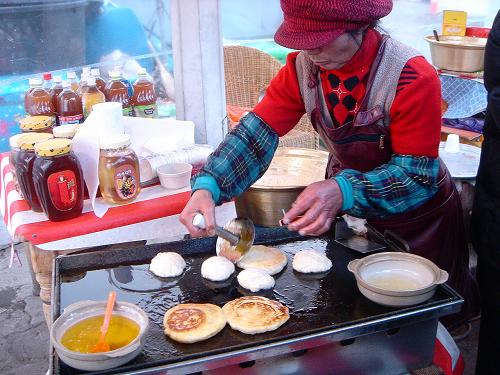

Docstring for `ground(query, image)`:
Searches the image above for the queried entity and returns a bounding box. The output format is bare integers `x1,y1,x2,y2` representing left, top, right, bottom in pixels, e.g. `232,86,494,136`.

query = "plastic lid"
53,75,62,83
100,133,131,149
108,70,121,79
61,80,71,88
30,77,43,86
35,138,72,157
9,133,23,149
19,115,54,130
86,76,96,85
137,67,147,75
53,124,77,138
18,132,54,150
43,72,52,80
91,68,100,76
82,66,91,74
67,71,77,79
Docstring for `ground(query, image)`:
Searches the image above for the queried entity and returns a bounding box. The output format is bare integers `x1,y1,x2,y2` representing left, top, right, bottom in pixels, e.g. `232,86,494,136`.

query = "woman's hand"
282,179,343,236
179,190,216,237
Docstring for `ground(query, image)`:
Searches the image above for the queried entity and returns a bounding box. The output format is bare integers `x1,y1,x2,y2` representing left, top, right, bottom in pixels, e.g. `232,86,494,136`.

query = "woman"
180,0,478,327
470,10,500,373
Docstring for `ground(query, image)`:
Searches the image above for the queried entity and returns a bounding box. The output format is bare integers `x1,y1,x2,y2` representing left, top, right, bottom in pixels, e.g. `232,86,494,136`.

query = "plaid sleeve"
334,155,440,218
193,112,279,204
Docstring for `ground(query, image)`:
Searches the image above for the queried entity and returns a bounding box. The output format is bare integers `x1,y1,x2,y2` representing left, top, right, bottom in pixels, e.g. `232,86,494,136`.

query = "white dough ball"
292,250,332,274
237,268,275,292
150,252,186,277
201,256,235,281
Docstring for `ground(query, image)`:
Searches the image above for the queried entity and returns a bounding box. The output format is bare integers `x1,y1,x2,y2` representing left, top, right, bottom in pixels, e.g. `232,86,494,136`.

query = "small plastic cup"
444,134,460,153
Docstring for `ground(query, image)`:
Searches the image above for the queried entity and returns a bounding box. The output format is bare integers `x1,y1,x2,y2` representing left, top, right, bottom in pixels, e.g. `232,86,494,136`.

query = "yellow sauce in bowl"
61,315,140,353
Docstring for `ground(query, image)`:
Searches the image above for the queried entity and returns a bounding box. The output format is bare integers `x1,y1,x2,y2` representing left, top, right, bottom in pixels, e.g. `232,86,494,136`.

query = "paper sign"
442,10,467,36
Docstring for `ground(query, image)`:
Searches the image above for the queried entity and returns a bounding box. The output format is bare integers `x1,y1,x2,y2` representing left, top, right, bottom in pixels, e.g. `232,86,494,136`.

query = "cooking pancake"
222,296,289,334
236,245,288,275
292,249,332,274
163,303,226,343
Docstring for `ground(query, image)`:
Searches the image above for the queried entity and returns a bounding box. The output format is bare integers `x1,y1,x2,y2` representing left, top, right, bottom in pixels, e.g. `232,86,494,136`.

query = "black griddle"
51,227,463,374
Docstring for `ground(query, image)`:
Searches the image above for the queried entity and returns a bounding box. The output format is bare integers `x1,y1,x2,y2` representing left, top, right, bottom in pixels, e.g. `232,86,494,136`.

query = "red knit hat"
275,0,393,50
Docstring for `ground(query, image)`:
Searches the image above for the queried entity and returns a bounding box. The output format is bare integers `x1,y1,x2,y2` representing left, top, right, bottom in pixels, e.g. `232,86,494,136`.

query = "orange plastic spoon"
91,291,117,353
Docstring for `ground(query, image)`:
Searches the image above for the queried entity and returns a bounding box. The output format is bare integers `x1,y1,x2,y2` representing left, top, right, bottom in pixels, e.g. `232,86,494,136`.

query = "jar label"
47,170,77,211
123,106,135,117
59,114,83,125
114,164,138,200
134,104,157,118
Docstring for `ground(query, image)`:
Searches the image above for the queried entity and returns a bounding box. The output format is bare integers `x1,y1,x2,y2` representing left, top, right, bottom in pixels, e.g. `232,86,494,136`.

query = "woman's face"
303,32,362,70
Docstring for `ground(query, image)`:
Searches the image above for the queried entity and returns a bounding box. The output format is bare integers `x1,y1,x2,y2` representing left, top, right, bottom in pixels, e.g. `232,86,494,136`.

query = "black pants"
475,256,500,374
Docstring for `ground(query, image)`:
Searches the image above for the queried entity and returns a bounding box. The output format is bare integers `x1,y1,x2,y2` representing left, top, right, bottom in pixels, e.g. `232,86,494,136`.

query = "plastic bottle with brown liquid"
105,71,134,116
57,81,84,125
24,78,39,114
91,68,106,93
131,68,157,118
67,71,79,93
82,76,105,119
25,78,55,118
50,76,64,121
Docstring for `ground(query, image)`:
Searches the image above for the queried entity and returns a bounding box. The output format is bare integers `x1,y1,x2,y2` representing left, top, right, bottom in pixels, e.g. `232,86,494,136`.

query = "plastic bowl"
347,252,448,307
157,162,193,190
50,300,149,371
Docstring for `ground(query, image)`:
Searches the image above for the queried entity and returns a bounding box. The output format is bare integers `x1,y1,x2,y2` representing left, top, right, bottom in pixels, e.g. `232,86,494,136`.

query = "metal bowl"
235,147,329,227
51,300,149,371
347,252,448,307
425,35,487,72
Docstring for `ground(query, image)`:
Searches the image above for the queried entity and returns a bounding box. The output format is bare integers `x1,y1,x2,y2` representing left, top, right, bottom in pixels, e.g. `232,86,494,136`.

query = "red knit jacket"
253,29,442,158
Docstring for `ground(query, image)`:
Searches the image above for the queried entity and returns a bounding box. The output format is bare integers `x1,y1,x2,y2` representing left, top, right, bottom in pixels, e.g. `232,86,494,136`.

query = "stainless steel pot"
425,35,487,72
235,148,329,227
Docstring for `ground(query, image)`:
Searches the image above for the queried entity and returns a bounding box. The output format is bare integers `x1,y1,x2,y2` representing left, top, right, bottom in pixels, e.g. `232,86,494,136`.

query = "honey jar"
19,115,55,134
15,132,54,212
9,134,24,196
98,134,140,204
32,138,84,221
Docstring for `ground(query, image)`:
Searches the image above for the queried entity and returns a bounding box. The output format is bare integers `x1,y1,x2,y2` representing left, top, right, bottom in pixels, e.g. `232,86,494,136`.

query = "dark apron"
308,44,479,327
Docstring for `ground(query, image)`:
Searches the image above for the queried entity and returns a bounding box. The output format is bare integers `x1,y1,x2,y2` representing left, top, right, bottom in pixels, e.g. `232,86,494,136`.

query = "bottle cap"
109,70,121,79
19,115,55,131
43,72,52,80
9,133,24,149
137,67,147,75
53,75,62,83
18,132,54,150
82,66,91,75
61,80,71,88
53,124,77,139
67,71,77,79
100,133,131,150
35,138,72,157
91,68,100,76
86,76,96,85
30,77,43,86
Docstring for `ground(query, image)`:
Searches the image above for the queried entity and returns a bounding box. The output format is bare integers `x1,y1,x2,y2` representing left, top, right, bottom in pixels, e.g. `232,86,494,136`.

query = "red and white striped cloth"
0,153,235,251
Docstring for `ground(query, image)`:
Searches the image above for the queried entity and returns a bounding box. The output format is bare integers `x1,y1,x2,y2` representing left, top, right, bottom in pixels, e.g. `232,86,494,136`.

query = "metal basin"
425,35,487,72
235,147,329,227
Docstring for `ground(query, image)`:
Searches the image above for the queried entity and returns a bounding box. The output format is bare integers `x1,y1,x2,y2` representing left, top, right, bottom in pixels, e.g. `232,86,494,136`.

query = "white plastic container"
157,162,193,190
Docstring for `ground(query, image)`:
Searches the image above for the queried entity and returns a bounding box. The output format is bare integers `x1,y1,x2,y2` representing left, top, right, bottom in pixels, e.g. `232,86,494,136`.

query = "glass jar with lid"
33,138,84,221
19,115,55,134
15,132,54,212
98,133,141,204
9,133,24,197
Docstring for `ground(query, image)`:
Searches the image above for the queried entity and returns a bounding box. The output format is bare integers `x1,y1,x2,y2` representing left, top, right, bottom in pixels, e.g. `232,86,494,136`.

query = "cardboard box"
442,10,467,36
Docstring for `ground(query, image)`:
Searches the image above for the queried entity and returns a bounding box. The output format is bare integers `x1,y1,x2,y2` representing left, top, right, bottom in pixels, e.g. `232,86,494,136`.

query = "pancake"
292,249,332,274
237,268,275,292
222,296,289,334
201,256,235,281
236,245,288,275
150,252,186,278
163,303,226,343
